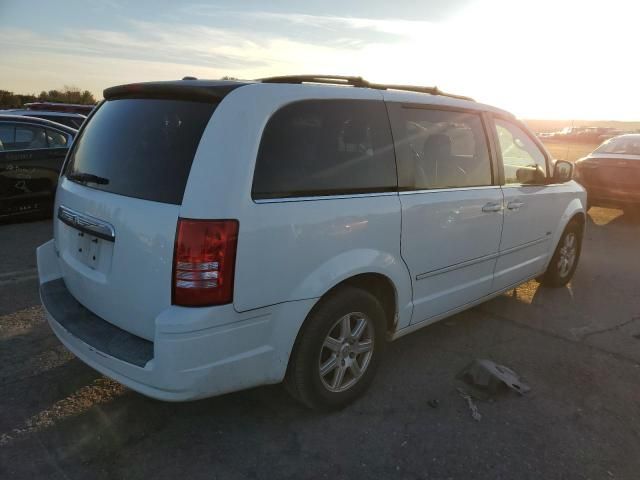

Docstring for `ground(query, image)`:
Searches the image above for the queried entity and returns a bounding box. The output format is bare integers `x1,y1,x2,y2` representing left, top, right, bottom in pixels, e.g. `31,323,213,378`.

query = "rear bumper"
582,185,640,208
37,239,316,401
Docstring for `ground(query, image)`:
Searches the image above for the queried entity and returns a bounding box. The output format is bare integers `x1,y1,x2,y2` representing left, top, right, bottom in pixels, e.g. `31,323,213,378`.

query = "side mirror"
553,160,574,183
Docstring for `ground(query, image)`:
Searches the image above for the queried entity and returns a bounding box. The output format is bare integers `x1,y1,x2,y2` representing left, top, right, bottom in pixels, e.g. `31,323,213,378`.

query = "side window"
495,119,548,185
46,129,69,148
14,125,48,150
0,124,14,151
252,100,396,199
388,106,492,190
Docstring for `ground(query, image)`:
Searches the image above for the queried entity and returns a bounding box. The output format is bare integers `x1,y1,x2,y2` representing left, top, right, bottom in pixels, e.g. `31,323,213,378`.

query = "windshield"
64,98,217,204
594,136,640,155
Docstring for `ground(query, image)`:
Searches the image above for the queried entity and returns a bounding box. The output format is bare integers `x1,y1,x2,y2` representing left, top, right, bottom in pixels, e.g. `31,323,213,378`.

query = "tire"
285,285,387,411
539,220,583,288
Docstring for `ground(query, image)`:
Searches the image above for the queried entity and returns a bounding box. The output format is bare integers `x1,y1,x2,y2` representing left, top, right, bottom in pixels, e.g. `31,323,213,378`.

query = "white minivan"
37,75,586,410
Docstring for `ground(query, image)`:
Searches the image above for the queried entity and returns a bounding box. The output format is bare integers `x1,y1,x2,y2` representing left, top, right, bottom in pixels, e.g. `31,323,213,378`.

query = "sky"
1,0,638,120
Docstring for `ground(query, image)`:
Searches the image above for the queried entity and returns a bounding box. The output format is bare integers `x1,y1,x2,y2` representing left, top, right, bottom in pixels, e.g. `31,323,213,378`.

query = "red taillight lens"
172,219,239,307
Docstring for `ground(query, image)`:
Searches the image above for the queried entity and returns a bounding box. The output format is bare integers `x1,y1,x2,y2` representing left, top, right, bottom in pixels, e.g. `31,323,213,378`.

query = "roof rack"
258,75,474,102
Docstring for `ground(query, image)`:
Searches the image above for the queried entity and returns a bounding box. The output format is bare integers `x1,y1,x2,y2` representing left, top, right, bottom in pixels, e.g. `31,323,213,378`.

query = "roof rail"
258,75,474,101
259,75,370,87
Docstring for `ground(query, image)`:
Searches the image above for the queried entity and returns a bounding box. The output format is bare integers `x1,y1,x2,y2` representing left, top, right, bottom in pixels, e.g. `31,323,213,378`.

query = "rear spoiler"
104,80,249,103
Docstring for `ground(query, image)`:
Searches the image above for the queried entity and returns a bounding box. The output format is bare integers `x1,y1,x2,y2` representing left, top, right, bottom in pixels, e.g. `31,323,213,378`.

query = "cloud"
0,11,426,96
0,25,267,71
168,8,415,46
179,1,472,22
1,10,415,75
1,0,638,119
0,14,396,97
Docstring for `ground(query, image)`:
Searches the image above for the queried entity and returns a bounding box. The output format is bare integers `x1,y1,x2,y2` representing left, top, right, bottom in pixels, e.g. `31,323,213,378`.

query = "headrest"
423,134,451,158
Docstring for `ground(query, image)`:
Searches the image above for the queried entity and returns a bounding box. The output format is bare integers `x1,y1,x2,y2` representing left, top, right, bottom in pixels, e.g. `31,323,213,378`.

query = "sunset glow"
1,0,638,119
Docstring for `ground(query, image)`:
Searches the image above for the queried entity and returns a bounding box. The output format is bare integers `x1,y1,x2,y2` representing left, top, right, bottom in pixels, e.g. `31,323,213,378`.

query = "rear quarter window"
65,98,217,204
252,100,397,199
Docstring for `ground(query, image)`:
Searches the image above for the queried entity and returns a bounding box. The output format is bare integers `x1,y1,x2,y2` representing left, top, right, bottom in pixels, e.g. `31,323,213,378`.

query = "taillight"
172,218,239,307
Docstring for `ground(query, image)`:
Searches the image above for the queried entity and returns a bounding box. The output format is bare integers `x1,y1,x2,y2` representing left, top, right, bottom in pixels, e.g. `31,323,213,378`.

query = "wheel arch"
326,273,398,333
571,211,586,230
299,271,401,341
287,248,413,331
283,271,400,385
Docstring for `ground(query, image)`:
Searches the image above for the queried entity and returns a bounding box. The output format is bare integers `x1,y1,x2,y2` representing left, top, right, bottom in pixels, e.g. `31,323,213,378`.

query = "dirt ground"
542,141,599,162
1,207,639,479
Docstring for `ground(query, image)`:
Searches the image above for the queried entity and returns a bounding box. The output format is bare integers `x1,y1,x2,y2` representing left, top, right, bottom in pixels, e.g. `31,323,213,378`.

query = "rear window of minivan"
65,98,217,204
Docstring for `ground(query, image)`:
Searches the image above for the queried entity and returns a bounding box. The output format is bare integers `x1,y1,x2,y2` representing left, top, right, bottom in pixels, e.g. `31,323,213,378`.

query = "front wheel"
539,221,583,288
284,286,387,410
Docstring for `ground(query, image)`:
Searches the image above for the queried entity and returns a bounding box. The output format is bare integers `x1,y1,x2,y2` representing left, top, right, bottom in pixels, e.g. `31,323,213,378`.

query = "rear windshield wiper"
67,172,110,185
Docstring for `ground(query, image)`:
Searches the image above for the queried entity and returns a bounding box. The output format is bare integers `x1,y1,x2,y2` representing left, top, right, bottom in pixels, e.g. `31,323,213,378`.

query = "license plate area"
57,205,116,274
75,231,102,269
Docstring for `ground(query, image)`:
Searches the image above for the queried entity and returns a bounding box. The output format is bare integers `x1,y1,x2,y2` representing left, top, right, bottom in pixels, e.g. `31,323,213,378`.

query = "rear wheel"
285,286,386,410
539,221,582,288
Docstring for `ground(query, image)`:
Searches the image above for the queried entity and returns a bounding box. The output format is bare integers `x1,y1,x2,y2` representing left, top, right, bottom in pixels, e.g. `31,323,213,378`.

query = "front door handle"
482,202,503,213
507,201,525,210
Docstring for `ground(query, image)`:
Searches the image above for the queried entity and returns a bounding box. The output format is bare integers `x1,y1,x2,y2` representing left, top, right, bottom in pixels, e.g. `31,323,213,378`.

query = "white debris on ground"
457,388,482,422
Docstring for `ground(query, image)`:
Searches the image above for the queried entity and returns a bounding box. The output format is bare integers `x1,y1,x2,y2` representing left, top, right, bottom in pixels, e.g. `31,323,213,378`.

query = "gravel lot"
1,208,639,479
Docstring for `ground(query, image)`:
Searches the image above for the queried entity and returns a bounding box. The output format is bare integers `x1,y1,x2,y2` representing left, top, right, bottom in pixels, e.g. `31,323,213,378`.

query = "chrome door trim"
499,234,550,255
399,185,499,196
415,235,550,281
57,205,115,242
253,191,398,203
416,252,499,280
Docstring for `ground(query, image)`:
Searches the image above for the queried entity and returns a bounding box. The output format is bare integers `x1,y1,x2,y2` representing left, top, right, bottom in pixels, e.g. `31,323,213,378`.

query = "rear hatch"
54,83,238,340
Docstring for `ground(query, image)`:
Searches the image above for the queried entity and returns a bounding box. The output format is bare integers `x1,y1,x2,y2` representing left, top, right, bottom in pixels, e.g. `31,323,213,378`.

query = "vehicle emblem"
57,206,116,242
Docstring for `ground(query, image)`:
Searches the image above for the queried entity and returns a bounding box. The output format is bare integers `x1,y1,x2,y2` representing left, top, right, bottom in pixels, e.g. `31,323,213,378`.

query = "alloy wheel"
557,232,577,278
318,312,375,393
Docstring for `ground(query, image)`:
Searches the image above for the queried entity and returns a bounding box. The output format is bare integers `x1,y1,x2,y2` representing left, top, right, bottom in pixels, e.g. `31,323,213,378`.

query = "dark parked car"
24,102,95,115
1,109,86,129
0,115,76,220
539,126,620,143
575,134,640,210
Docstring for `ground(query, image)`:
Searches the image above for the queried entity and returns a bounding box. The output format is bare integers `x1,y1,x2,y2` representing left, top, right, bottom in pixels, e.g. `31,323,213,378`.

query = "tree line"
0,86,97,109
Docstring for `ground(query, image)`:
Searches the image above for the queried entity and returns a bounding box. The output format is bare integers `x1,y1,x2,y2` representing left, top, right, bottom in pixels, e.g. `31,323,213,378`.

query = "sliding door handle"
482,202,503,213
507,201,524,210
